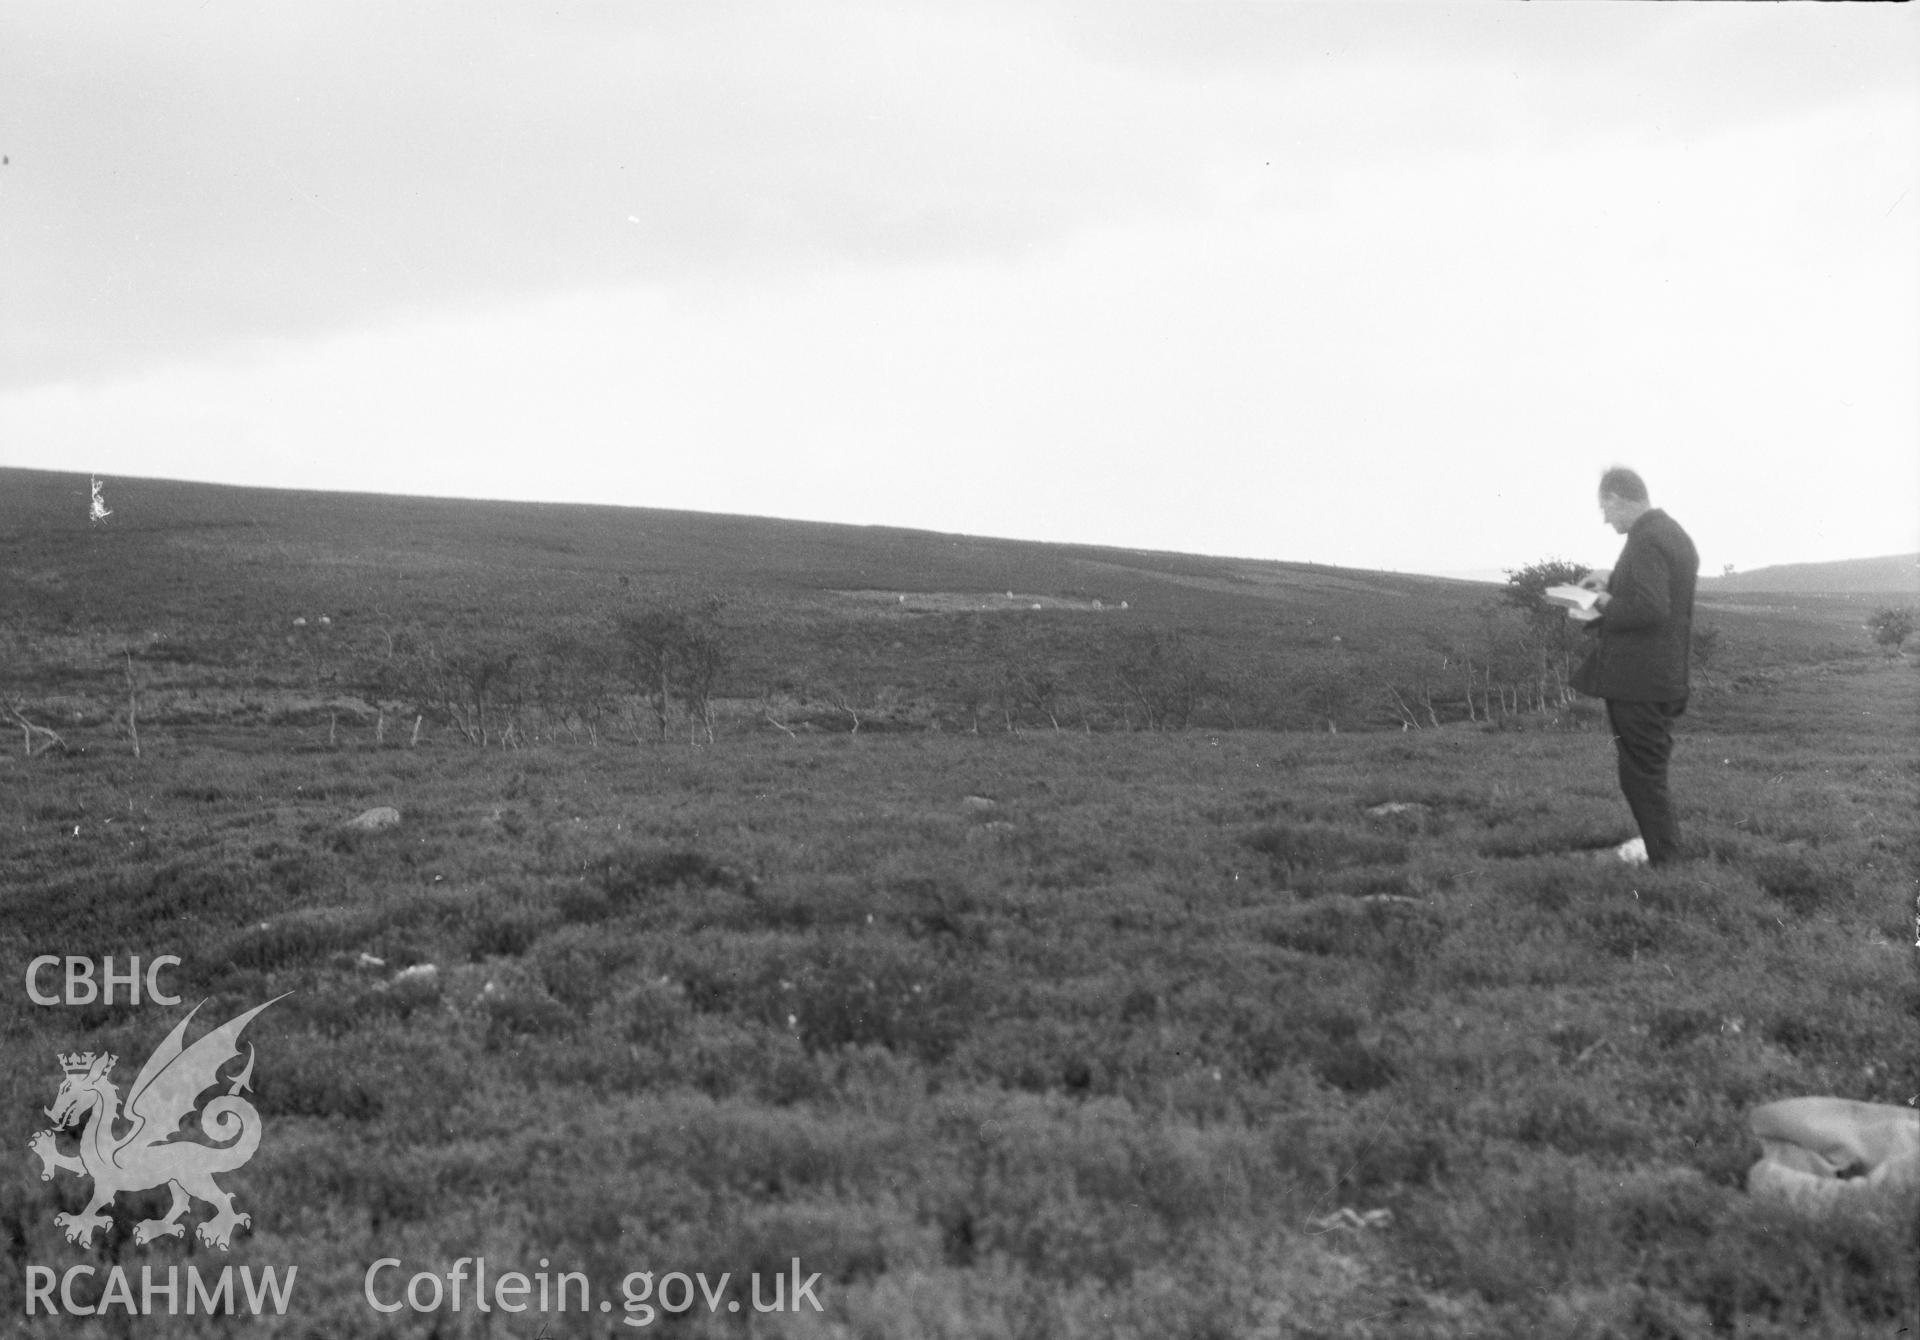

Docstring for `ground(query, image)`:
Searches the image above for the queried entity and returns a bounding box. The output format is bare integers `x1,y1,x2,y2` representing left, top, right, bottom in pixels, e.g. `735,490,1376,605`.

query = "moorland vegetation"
2,470,1915,1337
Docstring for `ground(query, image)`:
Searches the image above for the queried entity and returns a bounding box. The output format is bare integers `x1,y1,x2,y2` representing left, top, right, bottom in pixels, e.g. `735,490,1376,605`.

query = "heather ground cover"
3,472,1914,1336
4,659,1913,1337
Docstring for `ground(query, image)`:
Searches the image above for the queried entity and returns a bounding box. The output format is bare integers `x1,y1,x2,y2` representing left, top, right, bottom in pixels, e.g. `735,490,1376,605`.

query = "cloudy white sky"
2,3,1915,577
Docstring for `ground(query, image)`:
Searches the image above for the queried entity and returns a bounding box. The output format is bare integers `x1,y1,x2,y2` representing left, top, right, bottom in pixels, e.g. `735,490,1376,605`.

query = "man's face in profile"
1599,492,1636,534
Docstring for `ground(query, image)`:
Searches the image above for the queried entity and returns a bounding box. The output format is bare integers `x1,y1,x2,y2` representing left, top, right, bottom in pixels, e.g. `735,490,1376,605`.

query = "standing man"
1569,467,1699,866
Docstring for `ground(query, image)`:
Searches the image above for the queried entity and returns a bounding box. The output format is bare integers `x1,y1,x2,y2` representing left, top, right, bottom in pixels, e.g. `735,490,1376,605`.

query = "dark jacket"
1570,508,1698,702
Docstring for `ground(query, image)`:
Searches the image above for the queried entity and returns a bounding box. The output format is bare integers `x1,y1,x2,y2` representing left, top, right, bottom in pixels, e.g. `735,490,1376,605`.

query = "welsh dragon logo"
29,996,286,1250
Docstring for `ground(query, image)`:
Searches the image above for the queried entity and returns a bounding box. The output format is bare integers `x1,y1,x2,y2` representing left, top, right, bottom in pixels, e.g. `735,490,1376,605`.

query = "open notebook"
1544,584,1601,622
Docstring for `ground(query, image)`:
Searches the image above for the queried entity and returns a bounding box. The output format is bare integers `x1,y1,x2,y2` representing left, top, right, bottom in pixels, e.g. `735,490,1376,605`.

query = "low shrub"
890,872,994,944
287,979,440,1036
465,906,551,958
623,977,692,1048
1242,823,1407,878
1235,1007,1397,1093
1577,900,1668,959
1680,1201,1917,1331
1511,1079,1638,1157
1405,1162,1599,1306
253,1046,385,1121
1477,813,1631,859
533,930,637,1015
483,990,577,1046
1255,899,1442,964
1749,849,1853,915
778,941,979,1064
222,908,380,972
131,852,266,925
556,883,615,923
1314,1042,1398,1094
1647,1005,1716,1050
739,875,872,931
597,845,755,907
953,1017,1119,1097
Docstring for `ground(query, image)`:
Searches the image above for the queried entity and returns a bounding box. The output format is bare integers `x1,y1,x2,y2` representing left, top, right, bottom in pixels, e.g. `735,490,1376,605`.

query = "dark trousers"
1605,698,1687,865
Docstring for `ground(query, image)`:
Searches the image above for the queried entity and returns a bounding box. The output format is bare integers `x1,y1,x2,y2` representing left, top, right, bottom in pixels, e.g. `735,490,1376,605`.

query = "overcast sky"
3,3,1915,578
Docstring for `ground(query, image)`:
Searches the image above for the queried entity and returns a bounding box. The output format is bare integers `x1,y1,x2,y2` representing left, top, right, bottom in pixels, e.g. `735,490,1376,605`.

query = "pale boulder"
1747,1096,1920,1213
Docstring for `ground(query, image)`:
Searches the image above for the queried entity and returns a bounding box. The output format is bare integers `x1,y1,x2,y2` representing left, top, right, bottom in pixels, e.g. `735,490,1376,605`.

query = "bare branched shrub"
6,700,66,757
526,630,618,745
998,656,1063,730
613,598,731,743
375,631,524,746
1113,630,1211,731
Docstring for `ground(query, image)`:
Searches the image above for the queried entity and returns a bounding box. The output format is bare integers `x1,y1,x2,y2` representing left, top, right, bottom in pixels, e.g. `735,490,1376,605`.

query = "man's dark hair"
1598,466,1649,502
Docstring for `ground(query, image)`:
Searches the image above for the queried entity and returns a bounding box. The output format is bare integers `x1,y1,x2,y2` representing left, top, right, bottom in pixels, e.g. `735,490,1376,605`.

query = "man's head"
1598,466,1652,534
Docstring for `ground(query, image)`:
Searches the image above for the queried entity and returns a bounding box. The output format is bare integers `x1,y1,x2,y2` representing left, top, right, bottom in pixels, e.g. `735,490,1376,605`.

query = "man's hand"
1576,571,1611,612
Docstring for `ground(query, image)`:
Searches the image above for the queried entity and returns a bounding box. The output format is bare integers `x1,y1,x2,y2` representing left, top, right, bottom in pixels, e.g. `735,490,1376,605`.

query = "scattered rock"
394,963,438,985
345,806,401,831
291,617,307,628
965,820,1016,845
1364,802,1432,836
1306,1207,1393,1232
960,796,998,813
354,952,387,971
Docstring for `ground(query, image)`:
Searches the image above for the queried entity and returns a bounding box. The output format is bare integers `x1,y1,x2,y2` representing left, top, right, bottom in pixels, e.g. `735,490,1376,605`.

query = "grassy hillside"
1701,554,1920,597
2,470,1915,1337
1,468,1890,741
1,468,1470,618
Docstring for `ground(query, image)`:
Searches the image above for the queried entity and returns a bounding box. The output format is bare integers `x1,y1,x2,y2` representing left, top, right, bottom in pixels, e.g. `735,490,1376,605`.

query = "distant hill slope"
1699,554,1920,597
1,468,1891,733
0,467,1482,625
